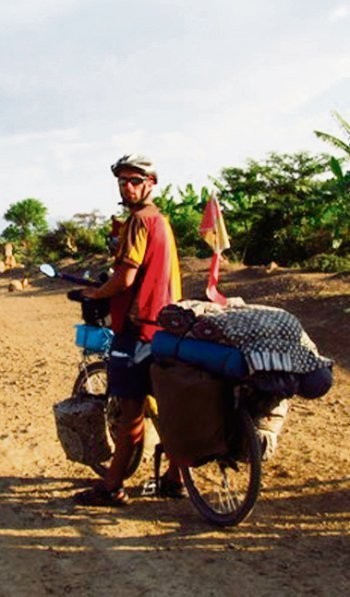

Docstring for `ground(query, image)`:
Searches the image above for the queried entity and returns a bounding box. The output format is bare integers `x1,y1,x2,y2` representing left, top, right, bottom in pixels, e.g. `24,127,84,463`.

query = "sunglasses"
118,175,148,186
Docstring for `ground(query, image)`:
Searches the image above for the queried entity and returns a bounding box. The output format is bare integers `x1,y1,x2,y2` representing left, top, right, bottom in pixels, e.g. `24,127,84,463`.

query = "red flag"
200,195,230,306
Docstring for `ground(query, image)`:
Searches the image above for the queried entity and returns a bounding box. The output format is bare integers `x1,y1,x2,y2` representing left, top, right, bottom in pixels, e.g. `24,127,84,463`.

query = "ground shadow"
1,474,349,594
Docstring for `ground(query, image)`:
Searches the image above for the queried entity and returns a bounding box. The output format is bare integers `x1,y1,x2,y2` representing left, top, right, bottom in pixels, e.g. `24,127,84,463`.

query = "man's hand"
82,288,100,299
81,264,138,300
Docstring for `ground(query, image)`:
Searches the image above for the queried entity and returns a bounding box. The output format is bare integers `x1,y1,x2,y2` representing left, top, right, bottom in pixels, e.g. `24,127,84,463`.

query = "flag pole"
199,194,230,306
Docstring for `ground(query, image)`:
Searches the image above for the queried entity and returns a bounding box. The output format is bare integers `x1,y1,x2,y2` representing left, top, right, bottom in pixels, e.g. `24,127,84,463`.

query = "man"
74,153,183,506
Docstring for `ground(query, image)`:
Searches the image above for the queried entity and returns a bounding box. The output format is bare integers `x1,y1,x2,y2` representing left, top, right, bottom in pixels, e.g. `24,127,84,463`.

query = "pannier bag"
150,361,228,466
75,324,114,353
53,395,111,465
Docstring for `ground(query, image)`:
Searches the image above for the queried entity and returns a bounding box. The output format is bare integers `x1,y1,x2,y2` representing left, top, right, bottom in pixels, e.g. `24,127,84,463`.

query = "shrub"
301,253,350,273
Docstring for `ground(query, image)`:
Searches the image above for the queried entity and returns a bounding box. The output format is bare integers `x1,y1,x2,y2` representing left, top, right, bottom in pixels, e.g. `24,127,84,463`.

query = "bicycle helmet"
111,153,158,183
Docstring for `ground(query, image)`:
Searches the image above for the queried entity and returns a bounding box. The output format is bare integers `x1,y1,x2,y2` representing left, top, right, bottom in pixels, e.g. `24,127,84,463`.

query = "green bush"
301,253,350,273
38,219,110,261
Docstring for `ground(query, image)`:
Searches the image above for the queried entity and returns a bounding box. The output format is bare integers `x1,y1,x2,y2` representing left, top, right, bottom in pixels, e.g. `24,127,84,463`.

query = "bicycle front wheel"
72,360,108,397
72,360,143,479
181,409,261,527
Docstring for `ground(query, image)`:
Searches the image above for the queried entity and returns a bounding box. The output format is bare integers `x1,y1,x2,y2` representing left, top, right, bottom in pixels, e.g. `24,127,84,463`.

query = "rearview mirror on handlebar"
40,263,57,278
39,263,102,287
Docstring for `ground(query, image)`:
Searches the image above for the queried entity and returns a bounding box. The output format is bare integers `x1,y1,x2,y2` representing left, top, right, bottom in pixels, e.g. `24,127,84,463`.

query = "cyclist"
74,153,184,506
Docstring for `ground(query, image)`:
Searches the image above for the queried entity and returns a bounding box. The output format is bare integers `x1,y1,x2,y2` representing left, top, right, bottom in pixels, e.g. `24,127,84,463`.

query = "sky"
1,0,350,231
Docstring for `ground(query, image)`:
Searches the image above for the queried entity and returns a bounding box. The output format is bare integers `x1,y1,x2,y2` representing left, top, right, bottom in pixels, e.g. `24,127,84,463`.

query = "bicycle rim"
72,360,108,397
71,361,143,479
182,409,261,527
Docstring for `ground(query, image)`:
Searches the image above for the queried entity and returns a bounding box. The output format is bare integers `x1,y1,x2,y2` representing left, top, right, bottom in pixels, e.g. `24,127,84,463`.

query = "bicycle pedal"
141,478,158,496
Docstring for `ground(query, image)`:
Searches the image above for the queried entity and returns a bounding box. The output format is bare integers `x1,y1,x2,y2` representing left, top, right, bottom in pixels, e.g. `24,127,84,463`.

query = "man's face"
117,167,155,207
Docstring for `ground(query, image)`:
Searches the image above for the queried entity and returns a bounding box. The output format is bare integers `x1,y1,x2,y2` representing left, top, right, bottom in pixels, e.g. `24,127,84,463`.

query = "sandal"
159,473,186,499
73,484,129,507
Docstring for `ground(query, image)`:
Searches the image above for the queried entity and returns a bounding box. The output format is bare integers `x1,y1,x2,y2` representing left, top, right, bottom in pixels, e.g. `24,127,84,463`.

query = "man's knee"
108,396,145,443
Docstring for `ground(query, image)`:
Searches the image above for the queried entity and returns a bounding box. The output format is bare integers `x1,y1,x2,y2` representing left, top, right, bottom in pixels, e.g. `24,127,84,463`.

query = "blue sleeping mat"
151,331,248,379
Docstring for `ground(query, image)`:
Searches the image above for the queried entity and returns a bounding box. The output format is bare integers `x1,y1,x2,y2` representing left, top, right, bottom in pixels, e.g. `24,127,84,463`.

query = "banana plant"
314,111,350,179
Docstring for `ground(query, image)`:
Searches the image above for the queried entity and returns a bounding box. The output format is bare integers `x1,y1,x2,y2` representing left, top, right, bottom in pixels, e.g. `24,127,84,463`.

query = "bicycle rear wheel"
72,360,143,479
181,408,261,527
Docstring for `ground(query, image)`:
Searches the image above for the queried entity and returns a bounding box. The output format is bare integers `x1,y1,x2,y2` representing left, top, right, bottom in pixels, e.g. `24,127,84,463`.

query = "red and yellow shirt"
110,203,182,341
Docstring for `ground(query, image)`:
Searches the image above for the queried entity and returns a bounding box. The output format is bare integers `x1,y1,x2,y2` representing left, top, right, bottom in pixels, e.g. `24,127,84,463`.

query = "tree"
2,198,48,244
72,209,106,228
215,152,334,265
314,112,350,253
154,184,211,256
314,111,350,179
1,198,49,264
314,111,350,157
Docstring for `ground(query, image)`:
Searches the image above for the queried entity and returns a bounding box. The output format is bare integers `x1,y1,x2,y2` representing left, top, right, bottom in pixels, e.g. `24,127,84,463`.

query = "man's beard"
119,188,152,208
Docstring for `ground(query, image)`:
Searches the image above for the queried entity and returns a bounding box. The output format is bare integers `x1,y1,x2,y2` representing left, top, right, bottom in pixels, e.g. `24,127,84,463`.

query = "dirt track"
0,259,349,596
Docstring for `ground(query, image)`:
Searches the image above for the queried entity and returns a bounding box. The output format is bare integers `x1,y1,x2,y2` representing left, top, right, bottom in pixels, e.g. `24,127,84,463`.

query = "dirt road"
0,260,349,596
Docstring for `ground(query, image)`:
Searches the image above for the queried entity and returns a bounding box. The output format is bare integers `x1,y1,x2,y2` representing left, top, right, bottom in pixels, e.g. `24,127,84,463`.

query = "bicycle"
40,263,262,527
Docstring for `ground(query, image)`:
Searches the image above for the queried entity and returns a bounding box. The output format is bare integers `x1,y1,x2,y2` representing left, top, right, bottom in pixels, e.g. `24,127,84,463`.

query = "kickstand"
154,442,164,491
141,443,164,497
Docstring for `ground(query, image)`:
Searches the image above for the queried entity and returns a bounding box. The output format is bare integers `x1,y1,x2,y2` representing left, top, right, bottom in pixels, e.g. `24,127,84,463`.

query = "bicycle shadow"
1,474,349,595
1,473,349,536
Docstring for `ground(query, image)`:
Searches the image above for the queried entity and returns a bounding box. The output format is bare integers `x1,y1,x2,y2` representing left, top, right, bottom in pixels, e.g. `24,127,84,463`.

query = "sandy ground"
0,259,349,596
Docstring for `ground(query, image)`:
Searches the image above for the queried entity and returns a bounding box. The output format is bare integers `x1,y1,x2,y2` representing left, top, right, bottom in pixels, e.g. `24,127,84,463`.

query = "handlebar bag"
81,297,110,326
75,324,114,353
151,360,228,466
67,289,110,327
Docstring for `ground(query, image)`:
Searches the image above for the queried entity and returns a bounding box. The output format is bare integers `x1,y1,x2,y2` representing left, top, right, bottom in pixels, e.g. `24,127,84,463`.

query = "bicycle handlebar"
39,263,109,288
39,263,110,326
67,288,99,303
56,271,99,287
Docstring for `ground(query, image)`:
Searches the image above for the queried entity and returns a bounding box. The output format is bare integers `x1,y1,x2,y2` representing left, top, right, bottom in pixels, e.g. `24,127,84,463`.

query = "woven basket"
53,396,112,465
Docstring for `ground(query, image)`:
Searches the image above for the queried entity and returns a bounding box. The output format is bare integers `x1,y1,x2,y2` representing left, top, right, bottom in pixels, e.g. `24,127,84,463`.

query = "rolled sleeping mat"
151,330,181,359
151,331,248,380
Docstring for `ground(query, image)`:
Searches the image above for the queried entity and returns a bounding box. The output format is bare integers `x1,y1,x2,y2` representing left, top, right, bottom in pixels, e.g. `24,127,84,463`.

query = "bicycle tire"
72,360,143,479
181,408,261,527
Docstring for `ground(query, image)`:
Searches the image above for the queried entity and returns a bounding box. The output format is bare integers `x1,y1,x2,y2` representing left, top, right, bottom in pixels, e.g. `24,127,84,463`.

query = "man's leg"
106,395,183,496
159,459,184,498
103,396,145,491
73,396,145,506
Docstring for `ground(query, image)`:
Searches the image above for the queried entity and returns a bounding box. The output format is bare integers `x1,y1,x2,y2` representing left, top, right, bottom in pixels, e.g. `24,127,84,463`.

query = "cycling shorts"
107,331,153,401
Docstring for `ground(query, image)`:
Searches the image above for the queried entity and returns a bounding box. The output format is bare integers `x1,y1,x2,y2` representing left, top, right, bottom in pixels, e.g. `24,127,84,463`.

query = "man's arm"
82,262,138,300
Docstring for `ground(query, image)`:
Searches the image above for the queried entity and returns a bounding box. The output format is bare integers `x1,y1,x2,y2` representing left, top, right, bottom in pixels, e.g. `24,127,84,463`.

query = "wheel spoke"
189,460,247,513
182,409,261,526
219,470,240,512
